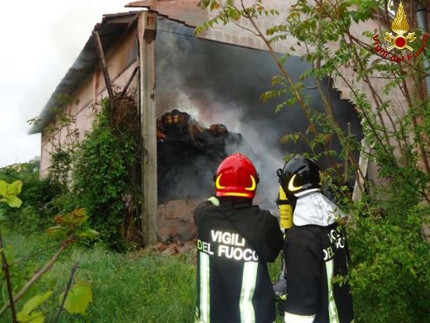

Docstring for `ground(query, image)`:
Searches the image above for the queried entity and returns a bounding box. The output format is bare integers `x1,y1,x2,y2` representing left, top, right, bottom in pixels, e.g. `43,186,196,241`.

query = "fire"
391,2,409,35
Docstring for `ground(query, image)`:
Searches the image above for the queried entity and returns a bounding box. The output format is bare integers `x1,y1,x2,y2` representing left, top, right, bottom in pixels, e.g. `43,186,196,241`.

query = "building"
29,0,429,244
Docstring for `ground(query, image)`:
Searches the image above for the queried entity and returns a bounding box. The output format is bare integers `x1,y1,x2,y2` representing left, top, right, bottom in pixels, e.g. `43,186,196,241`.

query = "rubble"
148,240,196,256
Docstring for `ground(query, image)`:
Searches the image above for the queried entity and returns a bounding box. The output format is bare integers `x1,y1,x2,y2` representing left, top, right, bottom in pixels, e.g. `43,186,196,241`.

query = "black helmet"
277,156,321,195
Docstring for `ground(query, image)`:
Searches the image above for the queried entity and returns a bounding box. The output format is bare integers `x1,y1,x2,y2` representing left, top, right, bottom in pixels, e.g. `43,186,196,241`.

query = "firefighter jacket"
194,197,283,323
283,189,354,323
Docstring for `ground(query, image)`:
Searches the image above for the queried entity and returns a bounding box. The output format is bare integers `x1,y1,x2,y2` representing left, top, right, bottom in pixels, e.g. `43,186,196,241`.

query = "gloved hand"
272,277,287,315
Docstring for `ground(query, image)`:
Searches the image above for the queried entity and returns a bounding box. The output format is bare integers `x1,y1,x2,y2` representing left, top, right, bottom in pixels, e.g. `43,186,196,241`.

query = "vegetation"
0,179,99,322
0,161,63,232
198,0,430,322
2,228,196,322
71,95,141,250
26,92,142,250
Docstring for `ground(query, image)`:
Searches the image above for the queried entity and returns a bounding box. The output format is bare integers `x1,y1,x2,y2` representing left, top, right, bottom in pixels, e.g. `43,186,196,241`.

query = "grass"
1,228,282,322
2,229,196,322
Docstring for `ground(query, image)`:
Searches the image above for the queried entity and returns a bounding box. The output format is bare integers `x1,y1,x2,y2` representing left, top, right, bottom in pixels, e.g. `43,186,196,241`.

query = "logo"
373,2,428,62
384,2,415,51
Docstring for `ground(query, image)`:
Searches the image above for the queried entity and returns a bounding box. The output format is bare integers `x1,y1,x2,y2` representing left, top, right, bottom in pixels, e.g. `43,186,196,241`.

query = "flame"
391,2,409,35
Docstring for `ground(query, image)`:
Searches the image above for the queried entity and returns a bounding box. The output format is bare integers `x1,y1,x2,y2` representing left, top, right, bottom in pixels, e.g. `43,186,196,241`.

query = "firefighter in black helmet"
277,156,354,323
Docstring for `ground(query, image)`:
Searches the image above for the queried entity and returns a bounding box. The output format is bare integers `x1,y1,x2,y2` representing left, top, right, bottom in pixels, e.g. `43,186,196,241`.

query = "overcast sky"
0,0,136,167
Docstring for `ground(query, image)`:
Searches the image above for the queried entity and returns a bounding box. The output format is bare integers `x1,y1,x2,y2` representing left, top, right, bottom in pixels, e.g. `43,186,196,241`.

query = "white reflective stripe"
326,259,340,323
294,188,321,198
240,261,258,323
284,311,316,323
199,252,210,323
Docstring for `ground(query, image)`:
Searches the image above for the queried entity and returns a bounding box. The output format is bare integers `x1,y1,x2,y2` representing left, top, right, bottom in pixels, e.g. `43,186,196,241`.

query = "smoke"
155,18,361,213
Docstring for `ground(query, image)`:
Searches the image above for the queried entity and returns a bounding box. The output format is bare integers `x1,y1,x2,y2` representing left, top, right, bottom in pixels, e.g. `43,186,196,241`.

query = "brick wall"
157,199,203,242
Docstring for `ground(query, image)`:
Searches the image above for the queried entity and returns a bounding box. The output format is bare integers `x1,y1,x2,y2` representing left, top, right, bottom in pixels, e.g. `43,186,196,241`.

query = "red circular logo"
395,37,406,48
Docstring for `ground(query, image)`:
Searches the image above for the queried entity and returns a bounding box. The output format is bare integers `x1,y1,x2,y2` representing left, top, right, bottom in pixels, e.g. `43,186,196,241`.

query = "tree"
197,1,430,321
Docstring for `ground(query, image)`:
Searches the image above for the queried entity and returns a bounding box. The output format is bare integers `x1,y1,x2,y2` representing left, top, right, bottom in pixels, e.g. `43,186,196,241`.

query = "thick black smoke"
155,18,362,212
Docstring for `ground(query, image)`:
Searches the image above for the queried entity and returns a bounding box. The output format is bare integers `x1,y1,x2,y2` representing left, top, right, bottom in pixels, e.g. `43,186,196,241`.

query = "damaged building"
28,0,420,244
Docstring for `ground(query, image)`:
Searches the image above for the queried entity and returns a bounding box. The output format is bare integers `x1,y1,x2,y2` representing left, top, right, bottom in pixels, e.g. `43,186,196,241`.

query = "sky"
0,0,136,167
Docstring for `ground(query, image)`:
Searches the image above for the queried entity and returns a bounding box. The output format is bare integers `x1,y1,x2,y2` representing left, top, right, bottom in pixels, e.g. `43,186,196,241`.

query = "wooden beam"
138,11,158,246
92,30,115,103
120,66,139,98
352,138,370,202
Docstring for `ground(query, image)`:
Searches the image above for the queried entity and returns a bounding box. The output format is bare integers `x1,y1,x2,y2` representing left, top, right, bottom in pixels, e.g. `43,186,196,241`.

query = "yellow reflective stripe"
208,196,220,207
245,175,257,191
199,252,210,322
288,174,304,192
326,259,340,323
215,174,225,189
221,192,253,197
239,261,258,323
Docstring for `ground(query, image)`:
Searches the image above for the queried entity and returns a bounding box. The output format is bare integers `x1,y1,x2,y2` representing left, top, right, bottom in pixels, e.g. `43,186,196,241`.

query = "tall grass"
2,230,196,322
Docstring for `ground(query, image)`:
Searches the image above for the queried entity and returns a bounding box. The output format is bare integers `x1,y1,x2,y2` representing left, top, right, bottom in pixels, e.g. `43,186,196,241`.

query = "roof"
126,1,206,27
29,1,214,135
29,12,140,134
29,1,208,135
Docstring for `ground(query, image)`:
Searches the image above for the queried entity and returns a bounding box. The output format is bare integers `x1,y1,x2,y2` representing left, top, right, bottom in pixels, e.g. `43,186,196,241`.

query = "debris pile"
157,109,244,202
149,240,196,256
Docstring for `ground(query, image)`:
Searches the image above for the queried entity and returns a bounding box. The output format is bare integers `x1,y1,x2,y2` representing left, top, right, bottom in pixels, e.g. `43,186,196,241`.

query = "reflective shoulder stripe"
284,312,316,323
199,252,210,322
208,196,220,207
240,261,258,323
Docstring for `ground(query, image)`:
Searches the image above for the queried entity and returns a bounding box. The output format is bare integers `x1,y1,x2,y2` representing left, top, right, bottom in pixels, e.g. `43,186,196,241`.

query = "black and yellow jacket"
194,197,283,323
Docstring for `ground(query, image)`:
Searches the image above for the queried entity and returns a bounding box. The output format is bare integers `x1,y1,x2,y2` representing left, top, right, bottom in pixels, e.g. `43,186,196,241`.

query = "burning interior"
154,17,362,241
157,109,244,203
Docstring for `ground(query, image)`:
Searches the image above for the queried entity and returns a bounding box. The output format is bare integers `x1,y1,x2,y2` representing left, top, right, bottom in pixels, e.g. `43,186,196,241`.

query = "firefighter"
194,153,283,323
277,156,354,323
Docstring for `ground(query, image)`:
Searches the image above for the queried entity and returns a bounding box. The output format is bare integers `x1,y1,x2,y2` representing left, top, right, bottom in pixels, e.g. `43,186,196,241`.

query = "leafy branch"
0,180,99,320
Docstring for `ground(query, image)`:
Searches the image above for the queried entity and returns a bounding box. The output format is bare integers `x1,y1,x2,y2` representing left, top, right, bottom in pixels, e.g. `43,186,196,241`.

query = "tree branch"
53,262,79,323
0,229,17,322
0,239,73,316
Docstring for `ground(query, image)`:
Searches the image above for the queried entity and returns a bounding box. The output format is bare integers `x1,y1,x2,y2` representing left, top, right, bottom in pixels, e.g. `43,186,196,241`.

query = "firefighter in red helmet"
194,153,283,323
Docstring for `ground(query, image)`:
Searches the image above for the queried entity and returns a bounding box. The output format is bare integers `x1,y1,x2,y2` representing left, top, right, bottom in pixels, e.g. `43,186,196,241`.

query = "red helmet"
215,153,259,198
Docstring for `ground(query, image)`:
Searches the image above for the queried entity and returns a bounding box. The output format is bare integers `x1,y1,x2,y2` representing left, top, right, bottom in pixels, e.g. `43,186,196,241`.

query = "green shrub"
0,161,64,232
72,97,140,250
348,204,430,322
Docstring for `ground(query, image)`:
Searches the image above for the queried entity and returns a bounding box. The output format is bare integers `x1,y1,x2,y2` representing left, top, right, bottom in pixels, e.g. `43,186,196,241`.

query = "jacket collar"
293,191,345,227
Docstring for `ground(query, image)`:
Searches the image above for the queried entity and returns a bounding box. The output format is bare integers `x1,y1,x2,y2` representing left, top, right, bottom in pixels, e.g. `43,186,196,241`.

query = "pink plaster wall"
40,27,139,177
